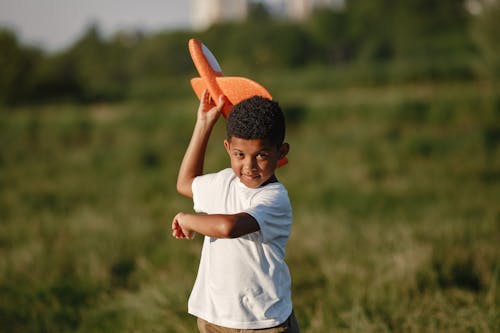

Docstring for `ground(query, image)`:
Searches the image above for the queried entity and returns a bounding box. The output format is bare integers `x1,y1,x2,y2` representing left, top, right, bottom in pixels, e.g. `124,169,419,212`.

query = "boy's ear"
279,143,290,159
224,139,230,154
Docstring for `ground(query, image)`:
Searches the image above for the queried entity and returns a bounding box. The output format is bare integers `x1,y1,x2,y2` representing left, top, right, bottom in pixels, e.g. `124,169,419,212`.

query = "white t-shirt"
188,168,293,329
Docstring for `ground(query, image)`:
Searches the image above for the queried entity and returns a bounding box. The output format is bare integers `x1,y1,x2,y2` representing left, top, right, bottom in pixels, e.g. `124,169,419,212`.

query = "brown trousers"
197,311,300,333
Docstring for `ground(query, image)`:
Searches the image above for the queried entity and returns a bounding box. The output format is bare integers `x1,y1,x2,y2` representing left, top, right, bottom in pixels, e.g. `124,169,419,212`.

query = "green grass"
1,72,499,332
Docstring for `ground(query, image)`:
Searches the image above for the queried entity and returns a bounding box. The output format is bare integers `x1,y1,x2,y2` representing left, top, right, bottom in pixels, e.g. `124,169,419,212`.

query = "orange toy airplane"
188,38,287,167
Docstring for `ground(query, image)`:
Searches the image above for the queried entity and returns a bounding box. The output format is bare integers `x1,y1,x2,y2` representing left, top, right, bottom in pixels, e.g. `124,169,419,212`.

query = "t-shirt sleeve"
192,169,232,213
245,187,292,244
192,173,215,213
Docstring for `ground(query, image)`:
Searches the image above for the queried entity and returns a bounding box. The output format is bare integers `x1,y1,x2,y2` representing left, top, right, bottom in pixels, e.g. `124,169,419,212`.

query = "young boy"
172,89,300,332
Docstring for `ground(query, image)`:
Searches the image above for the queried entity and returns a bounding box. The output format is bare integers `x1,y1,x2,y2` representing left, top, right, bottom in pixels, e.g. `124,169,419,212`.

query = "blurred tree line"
1,0,500,105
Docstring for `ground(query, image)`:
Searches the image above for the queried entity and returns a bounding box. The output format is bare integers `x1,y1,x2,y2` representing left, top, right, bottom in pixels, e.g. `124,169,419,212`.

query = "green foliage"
68,25,132,102
471,0,500,81
31,52,83,103
191,19,309,75
305,9,353,64
1,1,495,105
129,31,193,78
0,28,41,104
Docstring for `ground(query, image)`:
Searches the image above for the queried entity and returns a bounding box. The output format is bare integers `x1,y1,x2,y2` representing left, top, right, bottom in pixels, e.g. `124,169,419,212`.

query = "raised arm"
172,212,260,239
176,90,226,198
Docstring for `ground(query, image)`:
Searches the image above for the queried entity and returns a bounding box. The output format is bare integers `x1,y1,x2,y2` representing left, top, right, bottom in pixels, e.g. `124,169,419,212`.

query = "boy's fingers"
198,89,215,112
215,95,226,112
171,216,187,239
173,228,185,239
202,89,209,101
218,94,225,105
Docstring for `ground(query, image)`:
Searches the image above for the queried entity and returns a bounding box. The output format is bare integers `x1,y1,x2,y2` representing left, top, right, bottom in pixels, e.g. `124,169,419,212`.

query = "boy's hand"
197,89,226,125
172,212,195,240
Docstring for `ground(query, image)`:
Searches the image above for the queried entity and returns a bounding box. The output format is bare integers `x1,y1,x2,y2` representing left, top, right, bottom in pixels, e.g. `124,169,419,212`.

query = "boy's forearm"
178,212,260,239
176,92,225,198
176,121,216,198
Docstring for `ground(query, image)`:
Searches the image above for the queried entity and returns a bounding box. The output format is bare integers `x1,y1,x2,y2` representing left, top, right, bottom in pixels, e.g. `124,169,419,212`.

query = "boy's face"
224,137,289,188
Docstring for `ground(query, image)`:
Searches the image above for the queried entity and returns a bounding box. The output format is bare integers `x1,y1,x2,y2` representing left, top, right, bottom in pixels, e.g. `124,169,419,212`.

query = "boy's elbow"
175,181,184,194
218,215,249,238
176,180,193,198
218,218,238,238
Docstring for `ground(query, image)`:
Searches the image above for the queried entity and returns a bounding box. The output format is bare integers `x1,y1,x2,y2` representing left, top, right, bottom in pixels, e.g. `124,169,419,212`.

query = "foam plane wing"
188,38,287,167
189,38,272,118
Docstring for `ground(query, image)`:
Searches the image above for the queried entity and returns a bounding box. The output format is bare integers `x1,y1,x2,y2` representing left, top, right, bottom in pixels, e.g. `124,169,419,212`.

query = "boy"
172,89,300,332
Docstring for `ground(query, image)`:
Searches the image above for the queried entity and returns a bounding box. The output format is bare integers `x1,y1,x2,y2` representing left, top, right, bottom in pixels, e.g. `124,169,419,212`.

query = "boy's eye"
257,153,269,160
233,152,244,159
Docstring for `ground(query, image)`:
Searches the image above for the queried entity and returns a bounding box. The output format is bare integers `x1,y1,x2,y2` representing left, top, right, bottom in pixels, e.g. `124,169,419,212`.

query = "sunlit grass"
1,73,499,332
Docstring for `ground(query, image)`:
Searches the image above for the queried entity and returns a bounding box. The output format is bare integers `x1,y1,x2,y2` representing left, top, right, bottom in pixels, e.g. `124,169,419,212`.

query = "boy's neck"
260,174,278,187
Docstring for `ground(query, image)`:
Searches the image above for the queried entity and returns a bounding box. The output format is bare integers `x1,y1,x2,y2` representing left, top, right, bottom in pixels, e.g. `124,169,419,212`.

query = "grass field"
1,69,499,332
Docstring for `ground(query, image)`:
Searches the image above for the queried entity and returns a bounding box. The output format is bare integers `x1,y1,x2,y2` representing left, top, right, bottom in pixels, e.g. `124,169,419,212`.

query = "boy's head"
224,96,289,188
227,96,285,146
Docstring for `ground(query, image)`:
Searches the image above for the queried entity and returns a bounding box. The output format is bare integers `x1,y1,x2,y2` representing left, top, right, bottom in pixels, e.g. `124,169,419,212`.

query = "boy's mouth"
242,173,260,182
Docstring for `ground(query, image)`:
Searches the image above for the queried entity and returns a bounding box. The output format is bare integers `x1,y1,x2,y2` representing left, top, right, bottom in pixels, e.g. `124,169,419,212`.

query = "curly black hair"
226,96,285,146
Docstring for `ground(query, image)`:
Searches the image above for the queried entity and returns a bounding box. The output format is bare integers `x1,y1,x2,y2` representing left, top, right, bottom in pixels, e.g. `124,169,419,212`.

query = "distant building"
192,0,248,30
267,0,344,21
192,0,344,30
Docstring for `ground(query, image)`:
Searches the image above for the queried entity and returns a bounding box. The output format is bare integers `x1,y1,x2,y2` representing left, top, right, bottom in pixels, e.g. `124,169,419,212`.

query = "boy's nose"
243,157,258,171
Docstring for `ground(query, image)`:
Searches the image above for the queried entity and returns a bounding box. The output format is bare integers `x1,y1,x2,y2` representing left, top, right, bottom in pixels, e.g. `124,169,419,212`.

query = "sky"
0,0,192,51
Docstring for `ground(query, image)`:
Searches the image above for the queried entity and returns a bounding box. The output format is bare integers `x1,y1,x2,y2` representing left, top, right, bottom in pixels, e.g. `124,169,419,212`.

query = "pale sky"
0,0,192,51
